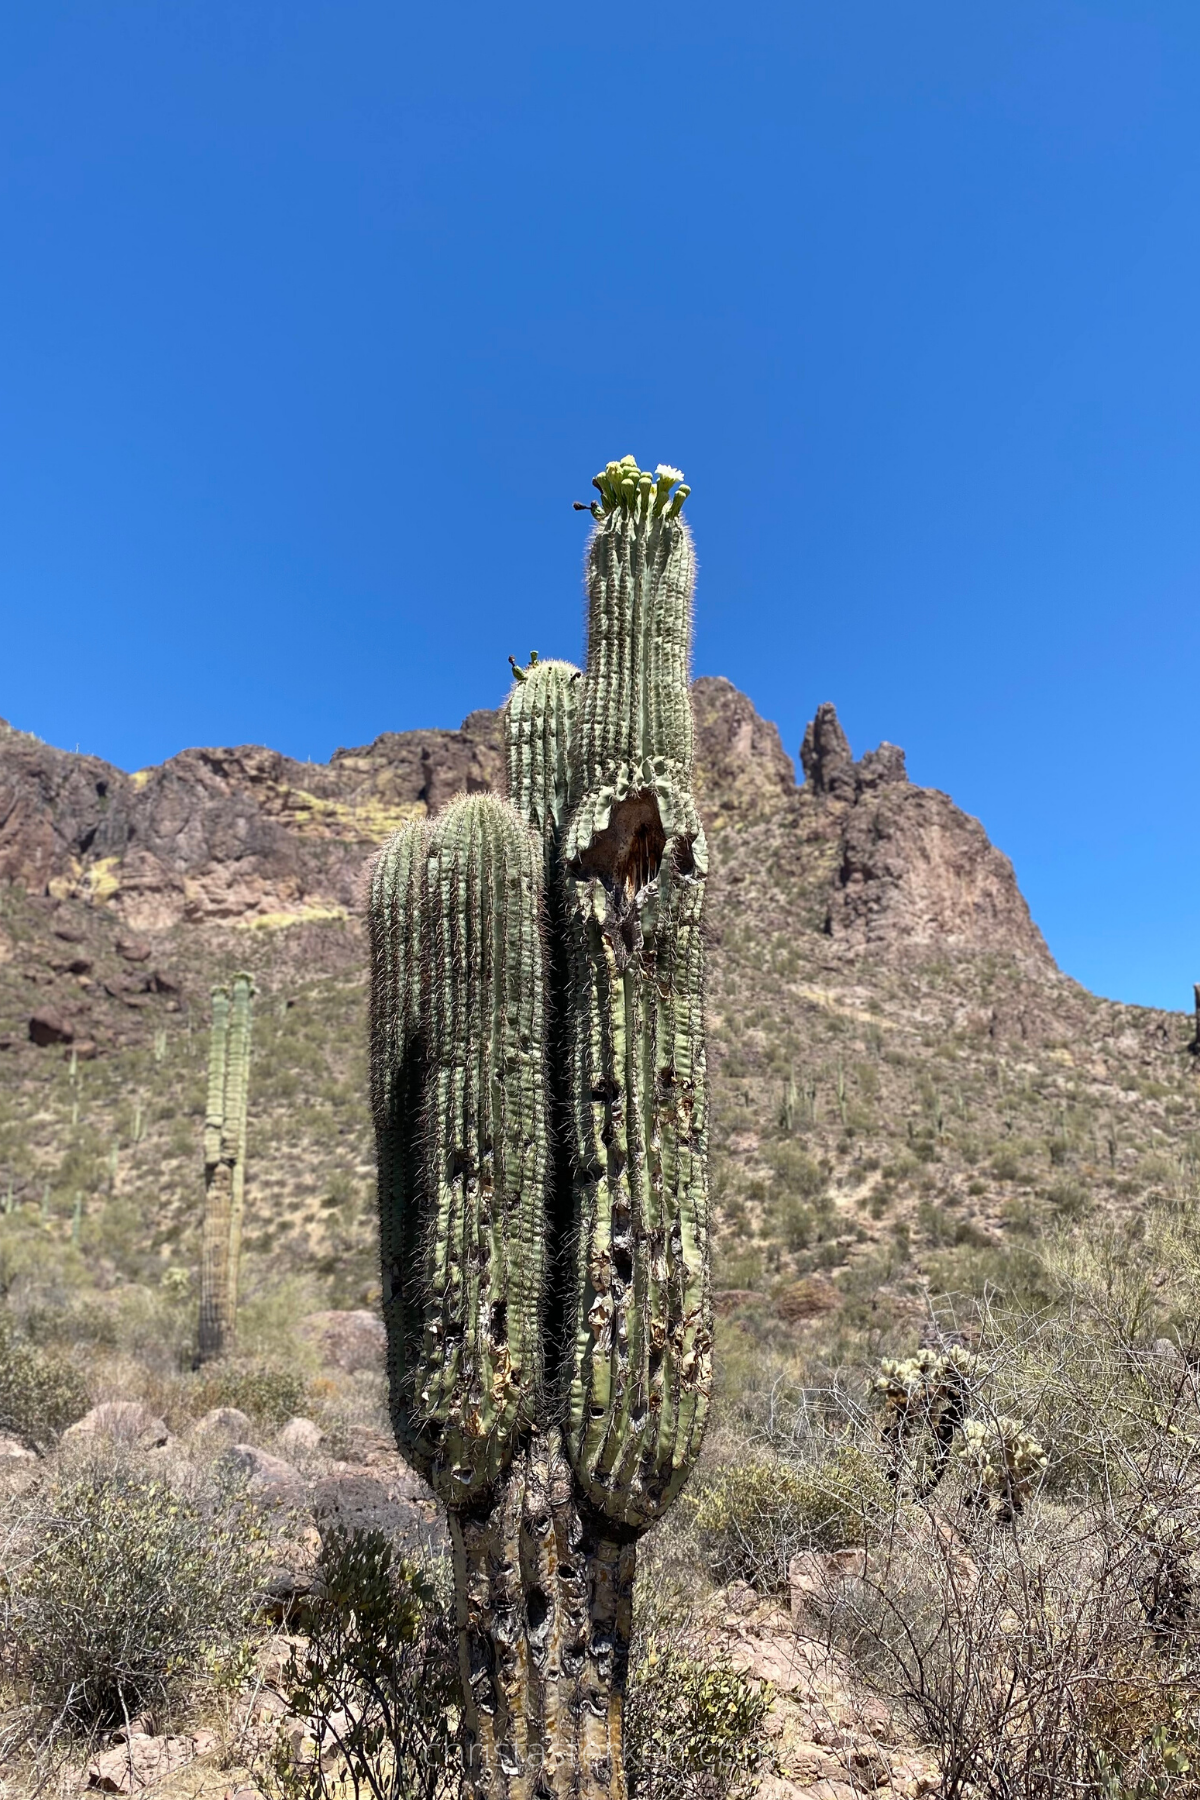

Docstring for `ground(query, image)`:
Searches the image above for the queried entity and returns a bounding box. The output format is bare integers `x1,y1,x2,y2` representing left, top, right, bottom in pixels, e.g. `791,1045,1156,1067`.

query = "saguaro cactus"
198,972,255,1362
369,457,710,1799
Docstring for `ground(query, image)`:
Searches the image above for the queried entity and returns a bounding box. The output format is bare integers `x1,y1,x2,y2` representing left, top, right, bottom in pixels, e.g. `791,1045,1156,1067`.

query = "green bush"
2,1455,268,1738
195,1360,308,1426
768,1143,824,1199
625,1636,770,1800
688,1447,891,1592
0,1309,89,1445
272,1528,459,1800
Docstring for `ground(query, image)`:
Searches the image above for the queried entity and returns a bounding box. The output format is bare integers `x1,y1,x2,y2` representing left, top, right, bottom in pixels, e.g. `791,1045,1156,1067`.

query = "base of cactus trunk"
450,1426,637,1798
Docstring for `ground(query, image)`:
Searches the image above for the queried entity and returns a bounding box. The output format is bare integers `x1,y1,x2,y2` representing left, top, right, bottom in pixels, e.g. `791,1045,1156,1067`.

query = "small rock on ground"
64,1402,169,1450
277,1416,324,1455
87,1730,216,1793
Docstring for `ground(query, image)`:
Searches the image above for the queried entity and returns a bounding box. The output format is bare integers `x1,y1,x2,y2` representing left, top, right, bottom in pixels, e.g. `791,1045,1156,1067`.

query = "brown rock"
302,1308,386,1372
776,1275,839,1321
311,1469,446,1555
29,1010,73,1046
63,1402,169,1449
789,1549,867,1628
277,1416,324,1455
222,1443,305,1505
829,778,1053,963
116,938,152,961
690,677,796,820
191,1405,255,1442
86,1730,215,1793
801,703,857,801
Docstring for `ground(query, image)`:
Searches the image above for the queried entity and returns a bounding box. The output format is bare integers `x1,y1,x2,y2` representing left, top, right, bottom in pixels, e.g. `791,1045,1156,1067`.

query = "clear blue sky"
2,3,1197,1011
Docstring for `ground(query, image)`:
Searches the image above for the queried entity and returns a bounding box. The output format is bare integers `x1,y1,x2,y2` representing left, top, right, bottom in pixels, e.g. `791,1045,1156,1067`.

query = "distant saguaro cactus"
369,457,711,1799
198,972,254,1362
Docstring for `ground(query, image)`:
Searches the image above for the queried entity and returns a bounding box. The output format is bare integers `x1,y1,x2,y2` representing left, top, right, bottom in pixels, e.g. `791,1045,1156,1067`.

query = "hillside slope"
0,683,1196,1355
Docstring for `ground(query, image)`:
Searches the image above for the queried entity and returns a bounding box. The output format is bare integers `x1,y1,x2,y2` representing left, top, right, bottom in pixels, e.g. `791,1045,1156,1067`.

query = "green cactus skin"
369,794,548,1505
198,973,255,1362
370,458,707,1798
504,657,580,867
561,460,712,1529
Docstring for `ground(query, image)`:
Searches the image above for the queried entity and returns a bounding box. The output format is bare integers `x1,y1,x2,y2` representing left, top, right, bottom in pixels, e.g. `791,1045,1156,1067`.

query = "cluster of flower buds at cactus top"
588,454,690,520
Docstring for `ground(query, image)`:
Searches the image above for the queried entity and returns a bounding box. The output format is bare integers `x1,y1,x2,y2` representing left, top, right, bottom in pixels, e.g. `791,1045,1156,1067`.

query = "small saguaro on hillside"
368,457,711,1800
197,972,254,1363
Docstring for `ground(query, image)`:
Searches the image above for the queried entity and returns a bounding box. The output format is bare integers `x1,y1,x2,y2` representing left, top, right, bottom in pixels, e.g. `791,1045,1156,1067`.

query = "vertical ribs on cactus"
198,973,255,1364
368,458,710,1799
371,796,547,1501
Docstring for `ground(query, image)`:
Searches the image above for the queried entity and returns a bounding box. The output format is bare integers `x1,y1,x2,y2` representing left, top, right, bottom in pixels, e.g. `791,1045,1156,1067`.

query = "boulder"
301,1309,386,1373
191,1405,254,1443
311,1469,447,1556
223,1443,305,1506
63,1402,169,1450
278,1416,325,1455
788,1548,867,1628
29,1009,73,1047
0,1433,37,1463
86,1730,216,1793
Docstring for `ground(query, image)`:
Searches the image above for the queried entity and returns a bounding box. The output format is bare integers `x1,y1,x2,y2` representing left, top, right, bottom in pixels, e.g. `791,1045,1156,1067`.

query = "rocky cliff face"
0,711,503,932
793,701,1052,966
0,686,1052,1053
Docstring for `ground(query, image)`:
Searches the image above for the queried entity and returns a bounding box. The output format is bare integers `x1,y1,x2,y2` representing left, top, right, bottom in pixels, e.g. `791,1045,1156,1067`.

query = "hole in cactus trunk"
526,1584,550,1635
490,1299,507,1345
574,791,665,903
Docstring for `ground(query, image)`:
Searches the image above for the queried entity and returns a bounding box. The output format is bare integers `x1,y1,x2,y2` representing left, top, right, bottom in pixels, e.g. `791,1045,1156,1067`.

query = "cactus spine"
370,457,709,1799
198,973,254,1362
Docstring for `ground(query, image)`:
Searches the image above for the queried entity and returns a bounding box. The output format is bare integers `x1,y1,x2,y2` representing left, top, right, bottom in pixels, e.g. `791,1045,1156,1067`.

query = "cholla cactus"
871,1345,975,1496
959,1415,1047,1521
369,458,709,1800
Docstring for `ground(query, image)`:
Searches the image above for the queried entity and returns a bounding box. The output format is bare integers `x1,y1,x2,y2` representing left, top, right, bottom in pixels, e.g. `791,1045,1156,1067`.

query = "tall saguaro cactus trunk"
198,973,255,1362
369,460,710,1798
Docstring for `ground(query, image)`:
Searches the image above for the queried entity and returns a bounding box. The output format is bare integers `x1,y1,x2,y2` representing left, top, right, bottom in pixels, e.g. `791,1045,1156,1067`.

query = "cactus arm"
370,795,548,1504
370,818,433,1478
504,656,581,862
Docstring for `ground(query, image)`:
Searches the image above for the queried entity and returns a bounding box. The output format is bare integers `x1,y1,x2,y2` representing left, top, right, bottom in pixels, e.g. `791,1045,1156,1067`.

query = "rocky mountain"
0,674,1044,980
0,680,1195,1348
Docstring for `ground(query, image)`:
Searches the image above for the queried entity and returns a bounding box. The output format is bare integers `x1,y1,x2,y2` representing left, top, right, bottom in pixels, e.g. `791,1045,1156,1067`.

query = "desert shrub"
1046,1176,1089,1218
689,1446,891,1592
625,1636,770,1800
0,1309,89,1445
196,1360,308,1426
1,1452,268,1742
990,1148,1023,1182
826,1504,1200,1800
271,1528,459,1800
768,1142,824,1198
